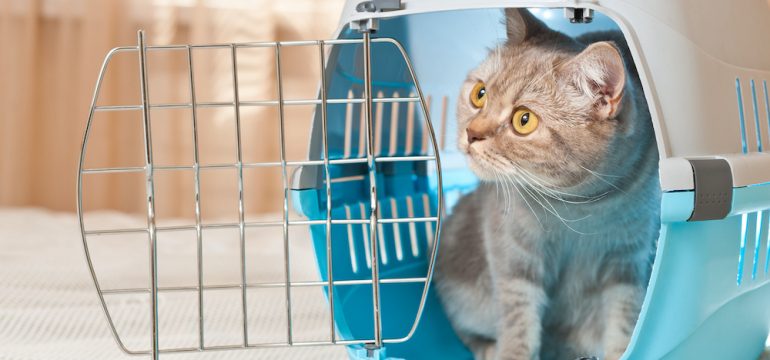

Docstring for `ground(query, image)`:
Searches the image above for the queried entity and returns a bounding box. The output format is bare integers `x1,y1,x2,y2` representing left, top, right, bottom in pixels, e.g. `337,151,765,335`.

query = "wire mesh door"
77,30,443,358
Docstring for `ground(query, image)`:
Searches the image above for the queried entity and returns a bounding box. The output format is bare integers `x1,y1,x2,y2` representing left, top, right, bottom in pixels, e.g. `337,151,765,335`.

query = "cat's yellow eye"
470,81,487,108
512,108,539,135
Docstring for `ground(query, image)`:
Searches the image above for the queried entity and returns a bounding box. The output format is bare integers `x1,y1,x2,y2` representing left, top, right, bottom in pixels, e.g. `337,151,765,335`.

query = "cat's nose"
466,128,486,144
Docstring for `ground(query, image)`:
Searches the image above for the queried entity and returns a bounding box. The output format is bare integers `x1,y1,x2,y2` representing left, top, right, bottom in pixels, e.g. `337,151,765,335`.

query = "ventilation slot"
750,80,763,152
738,213,748,285
735,78,770,153
341,92,450,158
752,210,763,279
342,195,436,273
737,210,770,285
736,78,749,154
765,80,770,147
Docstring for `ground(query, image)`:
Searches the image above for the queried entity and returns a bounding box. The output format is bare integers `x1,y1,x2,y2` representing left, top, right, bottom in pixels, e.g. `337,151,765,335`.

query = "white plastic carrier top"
340,0,770,192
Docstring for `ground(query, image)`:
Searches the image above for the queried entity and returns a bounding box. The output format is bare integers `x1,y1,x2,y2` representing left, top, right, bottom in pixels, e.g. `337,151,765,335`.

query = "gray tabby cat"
434,9,661,360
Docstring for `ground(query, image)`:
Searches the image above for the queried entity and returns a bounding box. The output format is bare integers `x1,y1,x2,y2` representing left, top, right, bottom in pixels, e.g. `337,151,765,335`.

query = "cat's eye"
470,81,487,108
512,108,539,135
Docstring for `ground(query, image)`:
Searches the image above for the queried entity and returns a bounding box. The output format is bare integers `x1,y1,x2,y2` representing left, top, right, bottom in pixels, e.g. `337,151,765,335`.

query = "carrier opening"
293,6,661,360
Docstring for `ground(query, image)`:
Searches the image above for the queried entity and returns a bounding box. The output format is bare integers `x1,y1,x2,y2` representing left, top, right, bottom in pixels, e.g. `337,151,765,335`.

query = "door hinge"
687,159,733,221
352,0,403,33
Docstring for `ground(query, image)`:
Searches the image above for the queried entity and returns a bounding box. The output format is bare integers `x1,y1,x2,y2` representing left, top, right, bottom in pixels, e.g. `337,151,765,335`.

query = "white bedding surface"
14,207,766,359
0,208,347,360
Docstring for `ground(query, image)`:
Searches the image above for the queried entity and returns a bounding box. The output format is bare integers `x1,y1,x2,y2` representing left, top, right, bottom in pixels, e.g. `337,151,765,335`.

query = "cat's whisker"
503,171,515,216
503,174,544,230
474,126,593,233
503,172,553,217
513,165,573,193
491,155,588,211
494,171,512,217
505,153,622,200
484,154,511,213
526,179,607,205
491,172,508,233
515,171,569,201
519,165,611,202
500,172,518,229
513,174,590,233
577,165,623,178
578,164,627,194
525,189,592,235
510,175,558,224
491,145,607,235
507,163,576,192
517,162,612,204
513,166,607,204
512,175,557,215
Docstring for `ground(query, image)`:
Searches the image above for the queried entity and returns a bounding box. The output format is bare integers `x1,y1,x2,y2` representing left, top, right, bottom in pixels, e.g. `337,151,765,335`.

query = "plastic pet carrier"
77,0,770,359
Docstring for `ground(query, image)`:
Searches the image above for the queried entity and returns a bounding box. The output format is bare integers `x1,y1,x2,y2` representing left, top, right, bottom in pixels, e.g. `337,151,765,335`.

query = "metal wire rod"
379,37,445,346
318,40,337,344
117,337,395,356
100,277,428,295
275,43,294,345
78,42,141,358
186,44,206,350
83,217,439,236
103,38,414,54
92,97,420,112
81,166,146,174
229,43,250,346
80,155,435,174
136,30,161,360
362,31,383,349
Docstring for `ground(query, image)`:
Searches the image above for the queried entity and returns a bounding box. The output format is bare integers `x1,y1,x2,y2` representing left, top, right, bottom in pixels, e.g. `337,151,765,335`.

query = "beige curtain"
0,0,345,220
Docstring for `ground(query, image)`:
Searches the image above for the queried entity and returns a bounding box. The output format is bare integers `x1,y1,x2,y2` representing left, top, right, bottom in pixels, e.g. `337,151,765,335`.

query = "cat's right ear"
505,8,547,45
561,42,627,119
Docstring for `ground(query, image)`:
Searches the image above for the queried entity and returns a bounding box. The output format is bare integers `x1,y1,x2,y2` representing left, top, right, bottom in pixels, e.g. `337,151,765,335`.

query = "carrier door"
77,30,449,359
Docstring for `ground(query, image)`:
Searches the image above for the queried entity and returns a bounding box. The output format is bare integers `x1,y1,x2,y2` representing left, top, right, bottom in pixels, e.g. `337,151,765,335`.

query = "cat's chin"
465,157,499,181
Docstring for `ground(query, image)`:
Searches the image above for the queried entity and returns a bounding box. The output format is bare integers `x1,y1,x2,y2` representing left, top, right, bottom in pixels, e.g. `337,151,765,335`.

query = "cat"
434,8,661,360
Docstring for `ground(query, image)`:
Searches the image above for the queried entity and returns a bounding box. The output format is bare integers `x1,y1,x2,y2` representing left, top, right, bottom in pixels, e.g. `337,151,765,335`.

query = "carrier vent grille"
737,210,770,285
735,78,770,154
339,194,436,274
341,91,450,158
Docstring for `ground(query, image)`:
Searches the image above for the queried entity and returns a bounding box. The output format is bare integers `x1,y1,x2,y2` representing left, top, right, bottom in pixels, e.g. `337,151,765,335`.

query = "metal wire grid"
77,30,443,358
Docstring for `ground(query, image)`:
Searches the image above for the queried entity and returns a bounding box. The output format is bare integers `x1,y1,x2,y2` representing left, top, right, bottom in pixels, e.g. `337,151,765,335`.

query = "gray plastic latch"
687,159,733,221
351,0,403,33
564,8,594,23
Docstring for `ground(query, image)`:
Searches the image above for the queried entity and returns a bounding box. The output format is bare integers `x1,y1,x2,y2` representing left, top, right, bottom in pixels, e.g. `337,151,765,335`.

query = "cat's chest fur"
478,146,661,292
475,168,660,339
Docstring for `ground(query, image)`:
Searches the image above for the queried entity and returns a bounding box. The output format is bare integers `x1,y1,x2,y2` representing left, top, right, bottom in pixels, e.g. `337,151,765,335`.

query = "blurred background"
0,1,356,359
0,0,347,219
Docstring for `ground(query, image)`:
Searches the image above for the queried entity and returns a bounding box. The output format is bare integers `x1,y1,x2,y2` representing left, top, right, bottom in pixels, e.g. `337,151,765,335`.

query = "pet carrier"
77,0,770,359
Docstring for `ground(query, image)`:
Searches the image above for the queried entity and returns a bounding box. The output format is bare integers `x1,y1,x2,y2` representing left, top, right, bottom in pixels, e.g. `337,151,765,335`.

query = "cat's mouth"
464,146,503,181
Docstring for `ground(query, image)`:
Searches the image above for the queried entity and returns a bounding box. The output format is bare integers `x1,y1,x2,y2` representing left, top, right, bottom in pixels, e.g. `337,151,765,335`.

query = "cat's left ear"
562,42,626,119
505,8,548,45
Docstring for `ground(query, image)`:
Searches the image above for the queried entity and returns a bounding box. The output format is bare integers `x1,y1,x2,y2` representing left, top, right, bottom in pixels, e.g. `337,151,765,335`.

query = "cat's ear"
562,42,626,119
505,8,548,45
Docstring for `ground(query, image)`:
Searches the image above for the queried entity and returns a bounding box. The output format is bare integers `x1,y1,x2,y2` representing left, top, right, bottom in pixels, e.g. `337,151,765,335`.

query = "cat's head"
457,8,628,189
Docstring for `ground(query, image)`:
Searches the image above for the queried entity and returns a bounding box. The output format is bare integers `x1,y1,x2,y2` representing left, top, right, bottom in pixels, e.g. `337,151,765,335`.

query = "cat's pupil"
478,88,486,98
521,112,530,126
